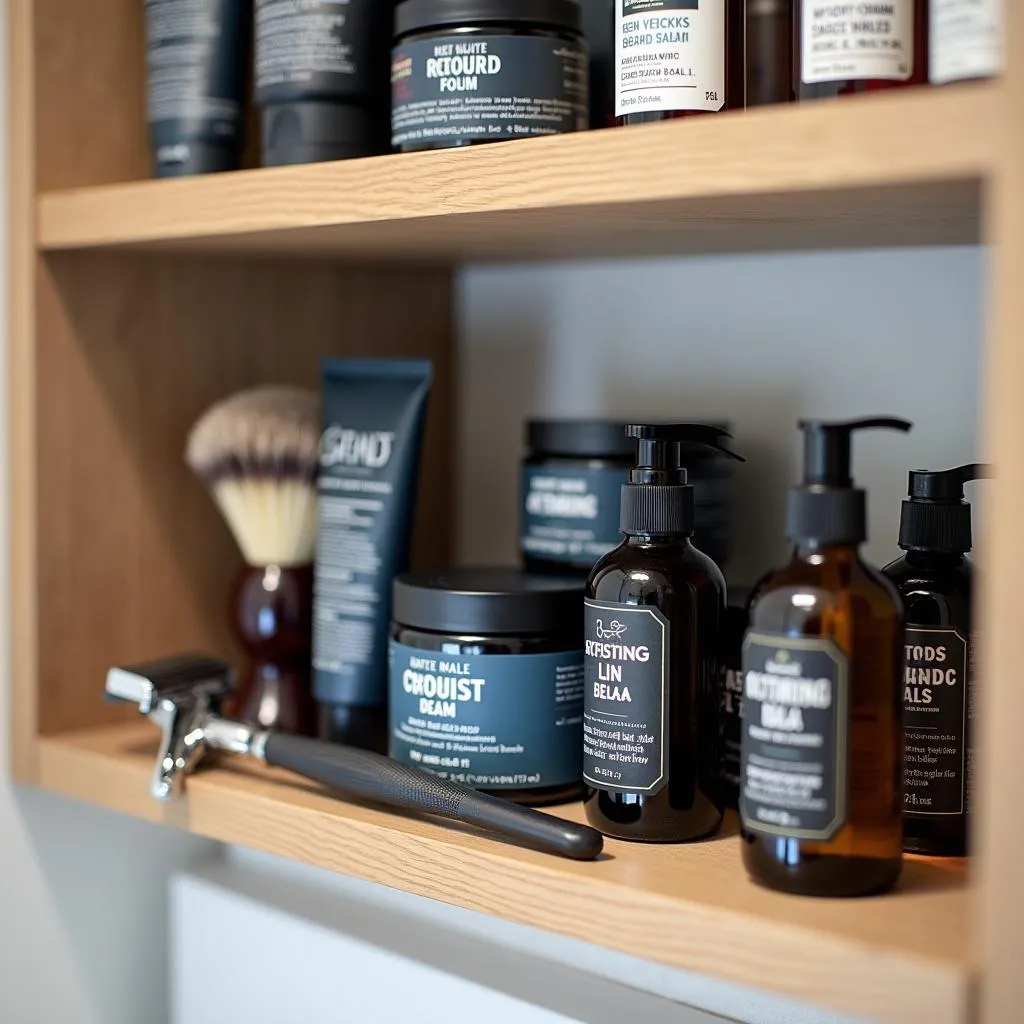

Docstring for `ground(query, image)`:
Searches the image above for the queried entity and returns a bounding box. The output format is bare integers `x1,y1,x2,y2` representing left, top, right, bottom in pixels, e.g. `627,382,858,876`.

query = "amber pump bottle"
614,1,746,125
741,417,911,897
583,424,744,842
883,463,990,857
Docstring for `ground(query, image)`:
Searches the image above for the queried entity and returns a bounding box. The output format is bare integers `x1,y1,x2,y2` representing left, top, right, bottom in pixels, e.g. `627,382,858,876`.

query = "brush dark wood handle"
261,733,603,861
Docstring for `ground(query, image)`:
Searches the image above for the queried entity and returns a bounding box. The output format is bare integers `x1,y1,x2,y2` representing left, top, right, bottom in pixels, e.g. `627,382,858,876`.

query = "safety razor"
106,653,603,861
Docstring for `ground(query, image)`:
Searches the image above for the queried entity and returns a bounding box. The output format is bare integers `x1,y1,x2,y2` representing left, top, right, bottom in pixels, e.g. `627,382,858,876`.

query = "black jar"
391,0,589,153
389,568,584,805
522,419,735,575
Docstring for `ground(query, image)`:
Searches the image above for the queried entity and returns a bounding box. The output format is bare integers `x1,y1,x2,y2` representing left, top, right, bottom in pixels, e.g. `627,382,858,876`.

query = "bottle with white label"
583,424,744,842
796,0,928,100
741,417,911,897
883,463,991,857
930,0,1003,85
613,0,745,124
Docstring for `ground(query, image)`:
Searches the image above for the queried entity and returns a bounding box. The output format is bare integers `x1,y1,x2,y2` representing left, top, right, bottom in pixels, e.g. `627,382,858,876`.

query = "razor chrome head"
106,654,234,801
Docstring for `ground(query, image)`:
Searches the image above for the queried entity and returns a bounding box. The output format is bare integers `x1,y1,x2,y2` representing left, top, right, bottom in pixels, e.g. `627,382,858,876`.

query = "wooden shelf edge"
36,84,996,260
36,721,974,1024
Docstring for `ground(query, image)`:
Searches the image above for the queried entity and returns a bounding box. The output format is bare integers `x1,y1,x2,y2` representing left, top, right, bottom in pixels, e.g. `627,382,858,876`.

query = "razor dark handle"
262,734,603,862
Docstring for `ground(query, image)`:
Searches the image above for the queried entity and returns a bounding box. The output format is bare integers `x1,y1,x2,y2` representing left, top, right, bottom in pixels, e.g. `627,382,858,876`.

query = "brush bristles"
186,386,320,567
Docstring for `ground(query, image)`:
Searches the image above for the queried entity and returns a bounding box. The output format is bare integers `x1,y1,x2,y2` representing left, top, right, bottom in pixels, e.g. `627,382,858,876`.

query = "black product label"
582,600,669,794
389,643,584,789
145,0,248,136
255,0,379,96
903,627,969,817
719,662,743,794
740,633,849,841
391,35,588,149
520,466,624,570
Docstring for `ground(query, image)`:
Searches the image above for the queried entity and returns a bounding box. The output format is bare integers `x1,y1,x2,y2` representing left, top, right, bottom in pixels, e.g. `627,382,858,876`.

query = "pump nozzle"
899,462,992,553
788,416,913,546
620,423,744,537
799,417,913,487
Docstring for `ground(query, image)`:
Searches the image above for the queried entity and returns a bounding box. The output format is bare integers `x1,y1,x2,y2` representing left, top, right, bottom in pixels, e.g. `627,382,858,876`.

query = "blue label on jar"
389,641,584,789
521,465,625,570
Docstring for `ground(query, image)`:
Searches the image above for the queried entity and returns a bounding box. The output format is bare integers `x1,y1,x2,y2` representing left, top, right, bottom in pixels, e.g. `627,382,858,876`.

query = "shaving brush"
186,386,320,735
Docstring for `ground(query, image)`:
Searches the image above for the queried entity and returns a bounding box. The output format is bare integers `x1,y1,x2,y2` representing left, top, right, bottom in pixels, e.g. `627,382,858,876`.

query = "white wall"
0,2,214,1019
457,249,984,578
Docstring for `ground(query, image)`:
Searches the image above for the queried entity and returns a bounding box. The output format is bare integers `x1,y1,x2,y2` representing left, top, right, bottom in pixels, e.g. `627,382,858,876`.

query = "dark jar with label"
391,0,589,152
614,0,745,125
795,0,928,100
389,568,585,806
522,418,735,576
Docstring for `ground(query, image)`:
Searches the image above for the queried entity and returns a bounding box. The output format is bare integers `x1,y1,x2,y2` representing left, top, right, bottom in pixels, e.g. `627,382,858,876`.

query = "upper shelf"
37,84,996,262
40,720,971,1024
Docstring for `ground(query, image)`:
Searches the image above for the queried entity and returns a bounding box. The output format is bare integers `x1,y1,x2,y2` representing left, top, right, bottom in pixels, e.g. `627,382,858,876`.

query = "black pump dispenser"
620,424,743,536
787,417,913,545
898,463,991,553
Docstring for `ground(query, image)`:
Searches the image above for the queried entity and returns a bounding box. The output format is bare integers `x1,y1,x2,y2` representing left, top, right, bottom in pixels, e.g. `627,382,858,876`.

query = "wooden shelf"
37,84,995,262
36,720,973,1024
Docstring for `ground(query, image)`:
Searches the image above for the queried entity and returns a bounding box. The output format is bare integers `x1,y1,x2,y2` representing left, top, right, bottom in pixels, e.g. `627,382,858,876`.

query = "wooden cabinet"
11,1,1023,1020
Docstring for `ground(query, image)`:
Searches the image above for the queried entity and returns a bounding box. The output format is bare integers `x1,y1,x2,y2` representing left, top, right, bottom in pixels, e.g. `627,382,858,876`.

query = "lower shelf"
34,721,972,1024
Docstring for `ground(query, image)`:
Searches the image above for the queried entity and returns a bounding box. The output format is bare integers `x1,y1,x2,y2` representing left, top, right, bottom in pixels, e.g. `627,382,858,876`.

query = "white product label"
930,0,1003,84
615,0,726,116
801,1,916,84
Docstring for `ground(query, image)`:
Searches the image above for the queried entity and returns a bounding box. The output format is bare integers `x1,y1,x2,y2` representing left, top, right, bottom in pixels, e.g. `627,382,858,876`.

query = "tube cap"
786,417,912,545
153,141,240,177
261,103,376,167
898,463,991,553
619,424,743,537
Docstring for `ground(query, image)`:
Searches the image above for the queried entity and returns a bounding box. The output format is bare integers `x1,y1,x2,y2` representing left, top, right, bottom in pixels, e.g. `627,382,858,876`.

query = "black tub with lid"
522,419,735,575
389,567,584,805
391,0,589,153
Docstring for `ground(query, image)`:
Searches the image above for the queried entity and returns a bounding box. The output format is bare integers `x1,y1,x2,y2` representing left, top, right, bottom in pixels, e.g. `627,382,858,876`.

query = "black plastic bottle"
883,463,990,857
741,418,911,897
583,424,744,842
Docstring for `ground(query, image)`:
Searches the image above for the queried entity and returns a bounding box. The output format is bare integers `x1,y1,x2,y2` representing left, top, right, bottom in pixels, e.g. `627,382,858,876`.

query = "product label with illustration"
740,633,849,840
521,466,625,569
903,627,970,816
255,0,378,96
391,35,588,149
929,0,1002,85
801,1,915,84
615,0,725,116
582,600,669,794
389,643,584,789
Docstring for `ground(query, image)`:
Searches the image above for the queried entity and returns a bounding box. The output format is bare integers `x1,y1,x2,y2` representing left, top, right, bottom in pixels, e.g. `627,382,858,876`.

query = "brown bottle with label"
614,1,746,125
883,463,990,857
583,424,744,842
795,0,928,100
741,418,911,897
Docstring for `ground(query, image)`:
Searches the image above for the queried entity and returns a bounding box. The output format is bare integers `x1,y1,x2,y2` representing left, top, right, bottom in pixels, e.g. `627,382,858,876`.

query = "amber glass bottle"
741,418,911,897
583,424,744,842
614,1,746,125
795,0,928,100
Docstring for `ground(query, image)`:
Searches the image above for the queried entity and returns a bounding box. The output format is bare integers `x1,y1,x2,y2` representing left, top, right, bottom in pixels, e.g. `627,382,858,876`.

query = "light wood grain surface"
36,85,994,260
38,721,973,1024
976,5,1024,1021
29,255,452,737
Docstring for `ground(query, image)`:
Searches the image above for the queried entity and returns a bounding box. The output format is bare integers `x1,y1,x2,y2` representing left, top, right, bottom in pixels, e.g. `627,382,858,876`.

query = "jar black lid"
527,419,634,459
395,0,584,37
527,419,732,460
393,567,583,635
